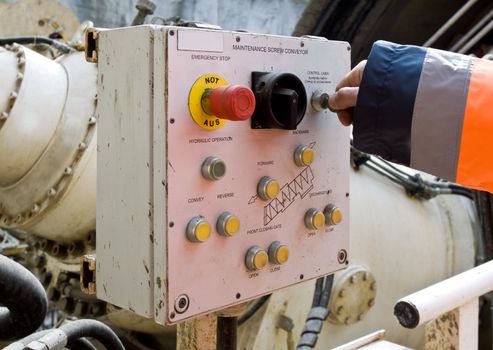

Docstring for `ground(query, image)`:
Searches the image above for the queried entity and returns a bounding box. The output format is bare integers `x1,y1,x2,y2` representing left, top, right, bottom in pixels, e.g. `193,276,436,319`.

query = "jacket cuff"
353,41,426,165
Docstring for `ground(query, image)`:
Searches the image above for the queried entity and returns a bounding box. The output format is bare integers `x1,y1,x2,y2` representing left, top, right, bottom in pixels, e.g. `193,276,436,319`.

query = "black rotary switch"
251,72,307,130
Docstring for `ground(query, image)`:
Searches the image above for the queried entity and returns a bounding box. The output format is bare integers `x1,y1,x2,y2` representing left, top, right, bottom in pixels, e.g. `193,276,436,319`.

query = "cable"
2,330,51,350
70,338,98,350
0,36,73,53
319,274,335,307
311,278,324,307
60,319,125,350
237,294,271,326
351,146,473,200
0,254,48,340
296,275,334,349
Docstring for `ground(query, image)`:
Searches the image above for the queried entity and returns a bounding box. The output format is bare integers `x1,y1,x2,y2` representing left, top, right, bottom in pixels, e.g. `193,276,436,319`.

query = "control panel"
95,25,350,324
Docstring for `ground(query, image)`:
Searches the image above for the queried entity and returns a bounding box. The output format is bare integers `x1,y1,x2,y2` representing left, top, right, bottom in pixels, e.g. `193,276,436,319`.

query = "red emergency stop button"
201,85,256,121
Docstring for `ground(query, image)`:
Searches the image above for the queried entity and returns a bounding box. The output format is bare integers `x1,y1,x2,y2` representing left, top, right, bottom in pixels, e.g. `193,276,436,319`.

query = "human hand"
328,60,366,126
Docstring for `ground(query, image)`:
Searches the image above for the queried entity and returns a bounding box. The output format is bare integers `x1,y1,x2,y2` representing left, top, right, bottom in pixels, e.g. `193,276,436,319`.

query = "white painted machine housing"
0,46,96,242
96,25,350,324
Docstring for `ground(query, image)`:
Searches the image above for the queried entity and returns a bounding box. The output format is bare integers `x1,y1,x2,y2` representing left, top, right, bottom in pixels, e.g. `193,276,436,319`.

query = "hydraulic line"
0,254,48,340
4,332,96,350
60,319,125,350
70,338,98,350
296,274,334,350
3,330,51,350
238,294,271,326
311,277,324,307
351,147,473,200
319,274,335,307
0,36,73,53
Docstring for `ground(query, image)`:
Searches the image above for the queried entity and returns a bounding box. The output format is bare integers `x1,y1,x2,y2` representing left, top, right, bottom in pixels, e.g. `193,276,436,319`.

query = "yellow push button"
294,144,314,167
324,204,343,226
257,176,280,201
304,208,326,230
268,241,289,265
245,246,268,271
186,217,211,243
216,212,240,237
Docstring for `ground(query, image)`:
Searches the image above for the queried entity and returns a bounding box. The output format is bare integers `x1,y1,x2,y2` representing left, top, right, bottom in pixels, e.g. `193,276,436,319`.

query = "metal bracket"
80,254,97,294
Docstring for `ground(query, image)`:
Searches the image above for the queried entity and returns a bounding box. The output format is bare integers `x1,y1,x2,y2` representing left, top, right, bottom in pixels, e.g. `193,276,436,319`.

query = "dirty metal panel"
96,25,350,324
165,27,350,323
96,26,155,317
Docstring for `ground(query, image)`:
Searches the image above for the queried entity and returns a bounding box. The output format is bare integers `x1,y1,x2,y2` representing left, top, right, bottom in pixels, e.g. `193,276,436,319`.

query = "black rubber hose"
59,319,125,350
70,337,98,350
0,254,48,340
237,294,271,326
0,36,73,53
319,274,334,307
312,277,324,307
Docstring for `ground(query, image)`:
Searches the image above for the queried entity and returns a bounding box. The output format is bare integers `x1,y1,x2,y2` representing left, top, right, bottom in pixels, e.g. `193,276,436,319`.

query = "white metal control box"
96,25,350,324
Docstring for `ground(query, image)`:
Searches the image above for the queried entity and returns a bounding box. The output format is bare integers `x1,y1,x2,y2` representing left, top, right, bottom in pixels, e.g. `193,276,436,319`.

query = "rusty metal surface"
177,313,217,350
425,310,459,350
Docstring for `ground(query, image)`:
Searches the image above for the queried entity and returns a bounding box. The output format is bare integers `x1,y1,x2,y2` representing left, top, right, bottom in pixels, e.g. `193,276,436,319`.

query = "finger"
328,87,359,111
336,60,367,91
337,109,353,126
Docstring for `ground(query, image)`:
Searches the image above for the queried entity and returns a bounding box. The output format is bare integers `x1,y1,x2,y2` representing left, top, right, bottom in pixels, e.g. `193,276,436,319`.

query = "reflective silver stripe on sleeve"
410,48,473,181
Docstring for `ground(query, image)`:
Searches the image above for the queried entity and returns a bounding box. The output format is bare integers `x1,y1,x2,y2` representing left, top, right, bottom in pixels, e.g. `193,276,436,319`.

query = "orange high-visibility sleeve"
456,59,493,192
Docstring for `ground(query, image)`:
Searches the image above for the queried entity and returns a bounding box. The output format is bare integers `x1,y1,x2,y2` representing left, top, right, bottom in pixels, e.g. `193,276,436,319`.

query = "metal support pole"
217,316,238,350
423,0,480,47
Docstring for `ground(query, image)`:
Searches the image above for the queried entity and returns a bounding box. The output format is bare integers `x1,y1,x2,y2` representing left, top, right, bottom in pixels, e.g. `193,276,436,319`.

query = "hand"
328,60,366,126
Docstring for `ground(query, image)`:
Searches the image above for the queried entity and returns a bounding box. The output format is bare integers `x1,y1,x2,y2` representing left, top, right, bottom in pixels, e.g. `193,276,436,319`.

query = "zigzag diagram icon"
263,166,314,225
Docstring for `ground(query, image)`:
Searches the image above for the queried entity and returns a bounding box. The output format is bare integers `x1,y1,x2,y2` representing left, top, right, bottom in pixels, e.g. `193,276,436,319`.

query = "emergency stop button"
202,85,256,121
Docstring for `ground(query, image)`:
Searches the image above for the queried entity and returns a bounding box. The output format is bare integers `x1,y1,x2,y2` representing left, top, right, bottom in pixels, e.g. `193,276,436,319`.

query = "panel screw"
174,294,190,314
337,249,347,264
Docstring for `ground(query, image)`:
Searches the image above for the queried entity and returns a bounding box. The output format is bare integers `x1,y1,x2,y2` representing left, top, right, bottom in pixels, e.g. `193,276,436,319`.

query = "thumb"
328,87,359,111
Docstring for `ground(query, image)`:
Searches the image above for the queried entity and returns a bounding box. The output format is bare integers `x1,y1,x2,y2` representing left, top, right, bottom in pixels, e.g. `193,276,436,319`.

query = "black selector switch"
251,72,307,130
